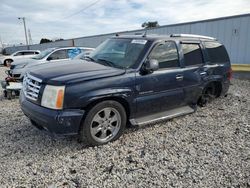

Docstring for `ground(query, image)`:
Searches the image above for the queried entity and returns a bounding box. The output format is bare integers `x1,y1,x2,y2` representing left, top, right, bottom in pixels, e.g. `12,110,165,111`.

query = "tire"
79,100,127,146
4,59,13,67
198,83,216,107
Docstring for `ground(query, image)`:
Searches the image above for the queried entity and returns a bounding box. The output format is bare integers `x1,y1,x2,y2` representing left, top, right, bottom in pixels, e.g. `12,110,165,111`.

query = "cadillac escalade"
20,34,232,145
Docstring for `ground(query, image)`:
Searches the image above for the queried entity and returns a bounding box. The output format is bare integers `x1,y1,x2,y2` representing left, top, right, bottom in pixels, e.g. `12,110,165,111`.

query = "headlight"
41,85,65,110
15,64,26,69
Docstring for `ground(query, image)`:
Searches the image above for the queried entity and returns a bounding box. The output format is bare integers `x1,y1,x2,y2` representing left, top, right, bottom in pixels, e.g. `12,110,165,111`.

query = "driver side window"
48,50,68,60
149,41,179,69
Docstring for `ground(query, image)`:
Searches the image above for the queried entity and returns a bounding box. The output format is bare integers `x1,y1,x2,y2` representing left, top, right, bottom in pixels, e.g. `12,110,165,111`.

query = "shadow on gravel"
4,109,191,154
0,95,237,156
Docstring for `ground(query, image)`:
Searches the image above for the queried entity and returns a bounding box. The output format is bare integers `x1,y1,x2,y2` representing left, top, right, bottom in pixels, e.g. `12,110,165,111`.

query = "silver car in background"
0,50,40,66
10,47,94,80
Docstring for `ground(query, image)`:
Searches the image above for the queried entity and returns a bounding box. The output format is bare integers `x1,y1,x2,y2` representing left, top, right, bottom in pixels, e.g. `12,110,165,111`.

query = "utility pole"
0,35,3,48
28,29,33,45
18,17,29,46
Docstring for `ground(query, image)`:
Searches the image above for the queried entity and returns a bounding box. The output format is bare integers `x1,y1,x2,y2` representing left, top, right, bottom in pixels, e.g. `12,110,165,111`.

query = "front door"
135,41,185,118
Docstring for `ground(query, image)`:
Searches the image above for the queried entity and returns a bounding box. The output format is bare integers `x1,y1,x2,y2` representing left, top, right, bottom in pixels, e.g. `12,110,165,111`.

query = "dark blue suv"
20,34,232,145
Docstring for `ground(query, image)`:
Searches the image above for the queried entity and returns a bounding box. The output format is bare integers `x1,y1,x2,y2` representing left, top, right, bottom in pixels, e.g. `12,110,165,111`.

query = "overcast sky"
0,0,250,45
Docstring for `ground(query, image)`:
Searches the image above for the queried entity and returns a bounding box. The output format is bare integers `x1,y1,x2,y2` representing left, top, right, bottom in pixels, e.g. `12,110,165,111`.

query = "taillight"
227,67,233,80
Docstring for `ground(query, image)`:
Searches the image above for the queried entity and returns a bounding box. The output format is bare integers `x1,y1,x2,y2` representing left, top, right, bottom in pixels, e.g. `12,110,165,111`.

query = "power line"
63,0,102,19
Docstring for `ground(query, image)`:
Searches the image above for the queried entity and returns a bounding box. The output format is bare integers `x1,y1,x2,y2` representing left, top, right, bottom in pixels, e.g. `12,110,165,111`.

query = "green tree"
40,38,52,44
141,21,160,28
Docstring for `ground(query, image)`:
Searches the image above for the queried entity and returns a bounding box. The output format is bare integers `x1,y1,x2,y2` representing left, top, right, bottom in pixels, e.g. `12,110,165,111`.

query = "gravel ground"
0,66,249,187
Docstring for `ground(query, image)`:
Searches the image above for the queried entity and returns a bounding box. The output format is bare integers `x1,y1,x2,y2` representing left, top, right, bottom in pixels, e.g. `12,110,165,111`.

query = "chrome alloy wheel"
90,107,121,143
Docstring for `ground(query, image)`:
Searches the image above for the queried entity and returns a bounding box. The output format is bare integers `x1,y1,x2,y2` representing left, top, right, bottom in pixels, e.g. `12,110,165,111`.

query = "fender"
64,77,137,112
79,87,136,118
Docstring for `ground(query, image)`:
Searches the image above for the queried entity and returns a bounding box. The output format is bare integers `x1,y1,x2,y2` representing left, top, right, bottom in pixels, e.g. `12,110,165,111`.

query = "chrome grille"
23,73,42,101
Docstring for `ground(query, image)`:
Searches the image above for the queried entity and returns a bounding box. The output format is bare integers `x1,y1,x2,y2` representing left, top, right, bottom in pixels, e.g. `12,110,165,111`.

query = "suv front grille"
23,73,42,101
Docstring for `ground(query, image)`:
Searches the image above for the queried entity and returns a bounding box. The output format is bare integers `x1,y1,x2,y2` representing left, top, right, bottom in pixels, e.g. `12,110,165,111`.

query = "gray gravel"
0,66,249,187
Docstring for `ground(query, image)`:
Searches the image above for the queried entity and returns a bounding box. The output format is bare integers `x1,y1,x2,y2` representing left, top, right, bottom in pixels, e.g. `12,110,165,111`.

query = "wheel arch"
204,80,222,97
4,58,13,66
82,96,131,124
198,80,223,107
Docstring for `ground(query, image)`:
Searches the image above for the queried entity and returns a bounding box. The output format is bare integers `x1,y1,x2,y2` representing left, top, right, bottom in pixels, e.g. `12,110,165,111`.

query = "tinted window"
35,51,39,54
48,50,68,60
23,51,36,55
149,41,179,69
182,44,203,66
204,42,230,63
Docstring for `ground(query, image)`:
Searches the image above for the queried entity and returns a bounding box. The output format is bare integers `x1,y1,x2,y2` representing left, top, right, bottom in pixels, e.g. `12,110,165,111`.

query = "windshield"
89,38,147,69
32,48,55,60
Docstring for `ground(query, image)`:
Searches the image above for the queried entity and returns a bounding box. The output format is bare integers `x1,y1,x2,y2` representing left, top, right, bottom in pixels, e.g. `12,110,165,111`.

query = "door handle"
176,75,184,81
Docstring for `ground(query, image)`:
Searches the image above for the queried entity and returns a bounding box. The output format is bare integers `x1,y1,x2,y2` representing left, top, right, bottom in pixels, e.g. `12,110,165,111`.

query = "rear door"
180,42,205,105
135,41,185,117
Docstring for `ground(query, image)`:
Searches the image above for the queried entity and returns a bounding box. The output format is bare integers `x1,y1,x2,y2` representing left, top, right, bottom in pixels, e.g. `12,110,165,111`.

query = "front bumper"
9,68,25,80
20,91,85,135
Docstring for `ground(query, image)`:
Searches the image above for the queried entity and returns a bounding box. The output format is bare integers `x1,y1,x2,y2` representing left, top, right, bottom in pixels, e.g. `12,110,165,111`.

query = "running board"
130,106,195,126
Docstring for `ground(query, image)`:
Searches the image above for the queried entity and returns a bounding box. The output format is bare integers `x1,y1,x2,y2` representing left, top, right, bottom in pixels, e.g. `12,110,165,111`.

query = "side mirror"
144,59,159,73
47,56,52,61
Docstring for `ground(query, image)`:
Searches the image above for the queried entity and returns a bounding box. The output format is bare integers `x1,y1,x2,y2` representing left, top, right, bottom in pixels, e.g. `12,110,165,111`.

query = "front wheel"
4,59,13,67
79,100,127,146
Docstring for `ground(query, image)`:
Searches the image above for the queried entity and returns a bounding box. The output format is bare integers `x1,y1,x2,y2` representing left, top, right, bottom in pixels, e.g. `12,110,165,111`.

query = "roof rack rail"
134,32,143,35
170,34,216,40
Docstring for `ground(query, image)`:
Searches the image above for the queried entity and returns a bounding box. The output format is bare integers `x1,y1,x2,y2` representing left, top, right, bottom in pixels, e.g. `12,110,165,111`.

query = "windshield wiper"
97,58,123,69
83,56,96,62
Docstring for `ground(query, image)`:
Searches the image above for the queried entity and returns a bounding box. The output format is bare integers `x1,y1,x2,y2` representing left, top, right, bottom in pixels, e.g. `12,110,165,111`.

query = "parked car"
20,34,232,146
10,47,94,80
0,50,40,66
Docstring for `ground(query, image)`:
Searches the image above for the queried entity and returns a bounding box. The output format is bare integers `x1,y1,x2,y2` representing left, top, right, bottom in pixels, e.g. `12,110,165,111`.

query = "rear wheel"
79,100,127,146
198,83,217,107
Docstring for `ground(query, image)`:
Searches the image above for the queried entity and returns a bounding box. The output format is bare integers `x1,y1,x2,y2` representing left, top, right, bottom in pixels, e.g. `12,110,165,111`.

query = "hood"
0,55,11,60
29,60,126,85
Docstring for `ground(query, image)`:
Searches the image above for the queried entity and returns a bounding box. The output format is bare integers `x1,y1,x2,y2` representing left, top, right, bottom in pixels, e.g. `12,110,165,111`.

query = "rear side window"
149,41,179,69
204,42,230,63
67,48,82,59
182,44,203,66
23,51,36,55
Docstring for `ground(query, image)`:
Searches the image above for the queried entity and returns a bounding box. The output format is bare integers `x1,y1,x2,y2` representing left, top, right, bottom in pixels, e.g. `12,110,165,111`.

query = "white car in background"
10,47,94,80
0,50,40,66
